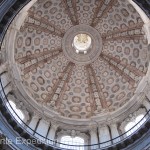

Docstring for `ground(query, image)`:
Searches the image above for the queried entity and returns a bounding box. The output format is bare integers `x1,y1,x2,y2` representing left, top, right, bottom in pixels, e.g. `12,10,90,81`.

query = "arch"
60,135,84,150
125,114,146,136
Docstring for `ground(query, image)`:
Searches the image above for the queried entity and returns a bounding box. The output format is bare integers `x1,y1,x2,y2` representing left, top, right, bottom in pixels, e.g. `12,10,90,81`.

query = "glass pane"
136,115,146,124
125,114,146,136
60,136,84,150
125,122,135,136
6,101,24,124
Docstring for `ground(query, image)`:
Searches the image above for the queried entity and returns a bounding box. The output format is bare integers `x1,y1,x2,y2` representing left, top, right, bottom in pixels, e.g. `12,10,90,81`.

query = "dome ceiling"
14,0,149,119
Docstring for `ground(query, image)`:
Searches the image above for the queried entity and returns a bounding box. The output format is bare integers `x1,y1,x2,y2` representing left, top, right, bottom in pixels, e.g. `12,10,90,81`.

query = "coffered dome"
10,0,149,121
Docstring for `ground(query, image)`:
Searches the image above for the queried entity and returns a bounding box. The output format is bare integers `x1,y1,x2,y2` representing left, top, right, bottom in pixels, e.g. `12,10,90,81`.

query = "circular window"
73,33,92,54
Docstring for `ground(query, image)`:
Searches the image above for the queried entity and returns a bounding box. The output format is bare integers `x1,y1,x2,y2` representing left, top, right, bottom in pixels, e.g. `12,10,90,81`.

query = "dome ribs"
90,0,105,27
22,49,62,75
101,54,136,86
102,52,146,77
61,0,79,25
16,49,62,64
86,64,108,114
24,11,65,38
44,62,75,108
86,65,97,115
90,0,117,27
102,22,144,42
102,22,144,37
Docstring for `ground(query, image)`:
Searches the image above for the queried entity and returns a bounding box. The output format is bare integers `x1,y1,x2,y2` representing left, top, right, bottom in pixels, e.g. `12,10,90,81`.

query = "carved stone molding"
89,125,98,135
50,121,59,131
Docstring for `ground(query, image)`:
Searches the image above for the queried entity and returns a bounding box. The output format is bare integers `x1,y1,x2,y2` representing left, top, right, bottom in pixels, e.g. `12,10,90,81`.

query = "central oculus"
73,34,92,54
62,25,102,65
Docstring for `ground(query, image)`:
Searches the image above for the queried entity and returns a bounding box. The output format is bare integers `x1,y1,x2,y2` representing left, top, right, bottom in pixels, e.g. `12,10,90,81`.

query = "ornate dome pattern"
14,0,149,119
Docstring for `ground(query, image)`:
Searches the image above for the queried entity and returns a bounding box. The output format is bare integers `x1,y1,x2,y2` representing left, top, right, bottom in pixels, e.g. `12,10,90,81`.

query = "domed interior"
7,0,149,123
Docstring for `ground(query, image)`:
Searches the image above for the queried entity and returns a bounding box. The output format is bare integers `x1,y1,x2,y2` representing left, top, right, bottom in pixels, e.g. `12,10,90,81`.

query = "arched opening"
6,101,24,124
60,136,84,150
125,114,146,136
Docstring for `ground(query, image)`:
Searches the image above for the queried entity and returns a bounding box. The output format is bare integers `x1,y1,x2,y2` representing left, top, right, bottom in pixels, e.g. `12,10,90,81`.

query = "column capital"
22,109,30,121
0,62,9,74
98,123,108,129
143,98,148,104
40,118,50,126
89,126,98,135
109,122,118,128
142,99,150,111
50,121,59,131
7,94,15,101
109,123,118,130
32,112,41,119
